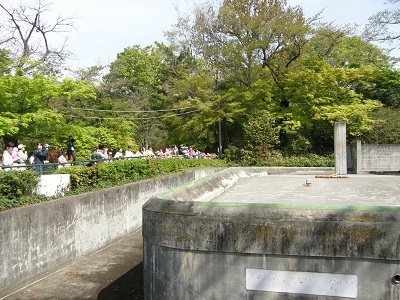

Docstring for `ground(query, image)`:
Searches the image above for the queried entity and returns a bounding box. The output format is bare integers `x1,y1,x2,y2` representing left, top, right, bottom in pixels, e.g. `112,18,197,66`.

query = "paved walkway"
1,229,144,300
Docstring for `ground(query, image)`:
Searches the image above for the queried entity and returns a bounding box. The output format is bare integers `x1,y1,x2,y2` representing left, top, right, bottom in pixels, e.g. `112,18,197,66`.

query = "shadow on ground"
98,262,144,300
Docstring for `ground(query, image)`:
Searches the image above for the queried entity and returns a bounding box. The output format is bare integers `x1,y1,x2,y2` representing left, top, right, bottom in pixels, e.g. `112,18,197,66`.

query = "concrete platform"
212,174,400,206
143,168,400,299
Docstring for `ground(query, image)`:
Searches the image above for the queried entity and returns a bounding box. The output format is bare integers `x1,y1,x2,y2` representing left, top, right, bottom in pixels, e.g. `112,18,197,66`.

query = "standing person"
2,142,19,171
57,150,69,169
17,144,28,163
114,147,123,159
66,136,77,161
33,143,49,173
28,151,35,165
11,147,19,162
96,143,109,159
124,146,134,158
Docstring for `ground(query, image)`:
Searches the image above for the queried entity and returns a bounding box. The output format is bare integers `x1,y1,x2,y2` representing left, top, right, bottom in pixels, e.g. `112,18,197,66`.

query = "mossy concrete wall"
348,142,400,173
143,167,400,299
0,168,220,297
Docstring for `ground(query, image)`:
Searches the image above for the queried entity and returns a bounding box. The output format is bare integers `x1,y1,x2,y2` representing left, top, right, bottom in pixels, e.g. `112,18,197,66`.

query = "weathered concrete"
143,167,400,299
1,229,143,300
33,174,70,197
349,142,400,173
0,168,221,297
334,121,347,175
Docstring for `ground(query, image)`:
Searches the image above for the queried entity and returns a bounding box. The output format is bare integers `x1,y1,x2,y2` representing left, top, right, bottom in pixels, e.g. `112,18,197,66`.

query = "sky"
1,0,397,71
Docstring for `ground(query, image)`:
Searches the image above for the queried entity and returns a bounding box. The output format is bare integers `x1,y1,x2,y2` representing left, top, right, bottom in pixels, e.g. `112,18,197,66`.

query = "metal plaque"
246,269,358,298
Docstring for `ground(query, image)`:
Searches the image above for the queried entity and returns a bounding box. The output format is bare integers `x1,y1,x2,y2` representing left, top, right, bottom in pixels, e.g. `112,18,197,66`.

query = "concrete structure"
0,168,220,297
143,167,400,299
348,141,400,174
33,174,70,197
334,121,347,175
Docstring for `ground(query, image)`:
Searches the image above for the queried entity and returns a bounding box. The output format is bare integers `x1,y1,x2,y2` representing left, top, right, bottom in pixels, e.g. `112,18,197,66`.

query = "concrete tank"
142,167,400,299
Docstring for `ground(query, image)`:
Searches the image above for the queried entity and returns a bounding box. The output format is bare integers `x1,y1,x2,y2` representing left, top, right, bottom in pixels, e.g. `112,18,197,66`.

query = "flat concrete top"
211,175,400,207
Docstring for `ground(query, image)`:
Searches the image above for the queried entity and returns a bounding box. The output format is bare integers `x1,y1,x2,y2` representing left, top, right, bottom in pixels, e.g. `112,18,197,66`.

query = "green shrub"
54,158,228,192
224,145,334,167
0,170,39,197
0,170,42,211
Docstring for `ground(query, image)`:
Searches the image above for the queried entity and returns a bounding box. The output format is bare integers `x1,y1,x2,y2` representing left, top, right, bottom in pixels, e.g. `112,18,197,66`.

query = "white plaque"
246,269,358,298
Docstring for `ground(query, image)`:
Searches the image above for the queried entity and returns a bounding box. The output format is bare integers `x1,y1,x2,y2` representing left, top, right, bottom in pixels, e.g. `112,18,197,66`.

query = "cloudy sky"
0,0,396,70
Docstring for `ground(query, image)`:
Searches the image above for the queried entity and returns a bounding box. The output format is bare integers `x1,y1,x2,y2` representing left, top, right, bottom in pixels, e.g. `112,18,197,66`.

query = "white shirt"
125,150,134,158
18,150,28,162
57,155,69,169
2,150,13,166
97,150,108,159
114,151,123,158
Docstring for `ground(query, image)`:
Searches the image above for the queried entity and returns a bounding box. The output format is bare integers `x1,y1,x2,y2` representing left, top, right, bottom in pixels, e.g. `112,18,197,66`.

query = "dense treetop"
1,0,400,163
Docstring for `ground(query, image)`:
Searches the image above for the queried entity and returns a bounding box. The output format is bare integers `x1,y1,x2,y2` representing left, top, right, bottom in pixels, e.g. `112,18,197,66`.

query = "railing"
1,153,217,174
1,156,143,175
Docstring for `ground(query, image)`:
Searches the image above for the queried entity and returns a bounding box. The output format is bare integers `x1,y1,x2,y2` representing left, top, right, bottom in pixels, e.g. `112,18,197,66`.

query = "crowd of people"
1,141,53,173
1,139,217,173
90,144,217,160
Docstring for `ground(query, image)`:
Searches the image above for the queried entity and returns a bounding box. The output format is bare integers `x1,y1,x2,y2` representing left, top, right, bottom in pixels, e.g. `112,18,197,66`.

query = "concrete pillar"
334,122,347,175
356,140,362,174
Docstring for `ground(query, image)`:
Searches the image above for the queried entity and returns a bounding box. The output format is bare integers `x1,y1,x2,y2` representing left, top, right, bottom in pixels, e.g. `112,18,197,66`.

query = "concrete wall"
0,168,220,297
348,142,400,173
143,167,400,300
33,174,70,197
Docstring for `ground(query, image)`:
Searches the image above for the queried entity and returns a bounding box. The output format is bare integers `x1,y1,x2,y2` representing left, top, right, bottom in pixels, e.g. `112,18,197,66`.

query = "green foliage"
306,32,392,69
0,74,58,114
363,107,400,144
0,49,13,75
224,145,333,167
105,45,166,91
256,153,334,167
288,134,312,155
281,62,383,139
243,111,280,157
54,159,228,192
1,0,399,167
355,68,400,108
0,169,39,196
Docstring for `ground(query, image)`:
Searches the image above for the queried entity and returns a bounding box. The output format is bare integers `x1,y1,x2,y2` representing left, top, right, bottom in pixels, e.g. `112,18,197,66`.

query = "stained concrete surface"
3,173,400,300
1,229,144,300
212,174,400,206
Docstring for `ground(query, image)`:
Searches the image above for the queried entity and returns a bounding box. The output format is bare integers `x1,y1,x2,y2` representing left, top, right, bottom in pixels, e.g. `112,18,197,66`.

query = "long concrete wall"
0,168,220,297
143,167,400,299
348,142,400,173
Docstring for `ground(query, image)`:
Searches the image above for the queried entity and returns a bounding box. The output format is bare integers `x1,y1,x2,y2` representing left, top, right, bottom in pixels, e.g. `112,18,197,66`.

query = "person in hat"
17,144,28,163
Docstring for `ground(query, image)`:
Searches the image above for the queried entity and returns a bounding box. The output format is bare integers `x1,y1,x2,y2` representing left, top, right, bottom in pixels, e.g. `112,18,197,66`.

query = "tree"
243,110,280,155
363,0,400,45
363,107,400,144
280,62,382,145
355,68,400,108
0,0,75,74
169,0,315,91
0,49,13,75
306,30,393,69
103,45,168,148
164,0,317,152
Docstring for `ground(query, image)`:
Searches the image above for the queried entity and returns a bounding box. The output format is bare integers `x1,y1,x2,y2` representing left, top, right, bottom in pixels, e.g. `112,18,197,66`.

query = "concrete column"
334,122,347,175
356,140,362,174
